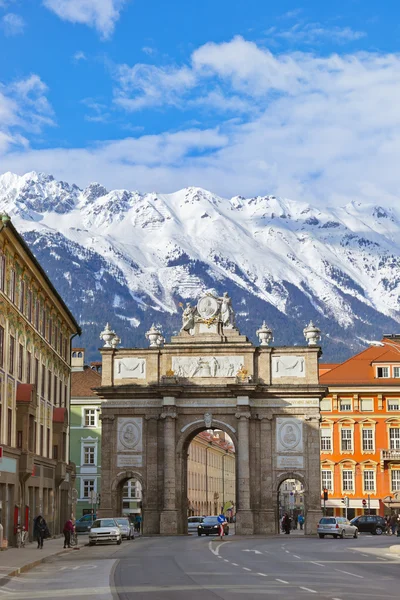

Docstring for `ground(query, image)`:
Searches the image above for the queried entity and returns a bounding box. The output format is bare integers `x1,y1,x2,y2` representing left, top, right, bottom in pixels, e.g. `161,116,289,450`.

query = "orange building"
319,335,400,519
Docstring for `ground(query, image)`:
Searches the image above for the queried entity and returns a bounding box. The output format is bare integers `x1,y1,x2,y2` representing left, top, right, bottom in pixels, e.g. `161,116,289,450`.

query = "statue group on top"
180,291,235,333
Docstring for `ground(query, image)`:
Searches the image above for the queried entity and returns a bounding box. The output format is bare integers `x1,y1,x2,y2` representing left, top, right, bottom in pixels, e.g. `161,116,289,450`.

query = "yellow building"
187,431,235,517
0,214,80,546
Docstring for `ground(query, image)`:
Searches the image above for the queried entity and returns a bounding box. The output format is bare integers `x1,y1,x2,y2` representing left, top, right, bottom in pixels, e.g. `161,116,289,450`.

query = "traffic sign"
362,499,367,507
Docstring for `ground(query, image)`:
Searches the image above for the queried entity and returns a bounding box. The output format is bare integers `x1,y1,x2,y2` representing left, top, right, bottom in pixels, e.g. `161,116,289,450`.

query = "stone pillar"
143,416,160,534
257,416,275,534
305,416,322,535
235,406,254,535
98,414,115,517
160,404,179,534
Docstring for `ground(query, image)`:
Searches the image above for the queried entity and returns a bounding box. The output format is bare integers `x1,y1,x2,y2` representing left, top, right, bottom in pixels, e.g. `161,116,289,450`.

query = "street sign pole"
368,494,370,515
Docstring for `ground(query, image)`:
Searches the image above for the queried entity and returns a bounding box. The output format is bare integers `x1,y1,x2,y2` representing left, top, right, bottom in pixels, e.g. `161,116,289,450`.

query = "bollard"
0,524,3,549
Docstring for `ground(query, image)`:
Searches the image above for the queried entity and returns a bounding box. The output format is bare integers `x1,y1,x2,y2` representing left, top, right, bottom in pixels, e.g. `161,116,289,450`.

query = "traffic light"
323,488,328,501
341,497,349,507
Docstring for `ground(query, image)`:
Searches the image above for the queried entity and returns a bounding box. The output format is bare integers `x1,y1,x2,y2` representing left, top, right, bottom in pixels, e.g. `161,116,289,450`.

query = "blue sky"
1,0,400,207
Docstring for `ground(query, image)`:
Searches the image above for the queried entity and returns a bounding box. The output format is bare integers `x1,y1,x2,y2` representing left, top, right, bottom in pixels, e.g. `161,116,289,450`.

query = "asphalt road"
2,533,400,600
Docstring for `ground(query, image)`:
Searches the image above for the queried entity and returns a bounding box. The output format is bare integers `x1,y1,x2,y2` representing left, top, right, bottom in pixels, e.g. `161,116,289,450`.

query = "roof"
196,430,235,453
319,364,340,376
320,338,400,386
1,218,81,335
72,348,85,352
71,367,102,397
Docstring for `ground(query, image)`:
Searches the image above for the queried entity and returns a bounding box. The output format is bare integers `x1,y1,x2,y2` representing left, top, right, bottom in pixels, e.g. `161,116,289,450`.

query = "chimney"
71,348,85,371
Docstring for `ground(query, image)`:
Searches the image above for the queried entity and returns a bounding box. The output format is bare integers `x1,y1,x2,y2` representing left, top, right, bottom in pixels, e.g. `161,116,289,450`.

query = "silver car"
188,516,204,533
318,516,358,539
114,517,135,540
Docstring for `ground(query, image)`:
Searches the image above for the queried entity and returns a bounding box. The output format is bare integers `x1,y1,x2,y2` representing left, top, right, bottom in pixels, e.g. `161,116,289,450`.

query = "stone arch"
275,471,308,534
176,419,238,534
111,470,145,518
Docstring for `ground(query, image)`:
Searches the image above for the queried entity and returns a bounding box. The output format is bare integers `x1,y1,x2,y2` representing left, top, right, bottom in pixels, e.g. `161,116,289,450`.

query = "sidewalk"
0,535,88,583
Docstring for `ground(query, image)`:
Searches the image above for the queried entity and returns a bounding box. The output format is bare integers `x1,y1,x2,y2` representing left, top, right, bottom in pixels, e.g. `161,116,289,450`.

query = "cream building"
0,214,80,546
187,430,235,517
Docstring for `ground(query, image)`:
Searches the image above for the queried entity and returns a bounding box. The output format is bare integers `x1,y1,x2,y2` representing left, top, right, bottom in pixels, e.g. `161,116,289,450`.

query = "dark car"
350,515,386,535
75,514,97,533
198,516,229,536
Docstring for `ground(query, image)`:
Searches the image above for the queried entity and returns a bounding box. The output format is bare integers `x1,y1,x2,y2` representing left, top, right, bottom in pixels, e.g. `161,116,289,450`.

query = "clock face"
197,296,219,319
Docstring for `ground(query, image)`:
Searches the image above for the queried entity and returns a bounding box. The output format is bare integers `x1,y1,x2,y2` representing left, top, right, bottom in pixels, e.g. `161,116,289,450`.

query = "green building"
70,349,102,519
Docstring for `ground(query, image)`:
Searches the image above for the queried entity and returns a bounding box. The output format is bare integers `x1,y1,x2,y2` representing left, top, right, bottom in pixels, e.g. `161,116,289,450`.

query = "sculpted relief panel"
271,355,305,378
172,355,244,378
115,357,146,379
117,417,143,453
276,418,303,453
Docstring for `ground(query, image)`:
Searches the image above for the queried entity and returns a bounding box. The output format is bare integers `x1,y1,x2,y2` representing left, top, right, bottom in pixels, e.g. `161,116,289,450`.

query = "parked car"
75,514,96,533
317,516,358,539
89,518,122,546
188,516,204,533
198,516,229,536
114,517,135,539
350,515,386,535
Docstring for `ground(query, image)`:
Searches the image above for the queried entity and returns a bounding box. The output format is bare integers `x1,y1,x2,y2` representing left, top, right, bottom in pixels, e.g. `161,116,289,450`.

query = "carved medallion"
276,418,303,453
118,418,142,451
197,295,219,319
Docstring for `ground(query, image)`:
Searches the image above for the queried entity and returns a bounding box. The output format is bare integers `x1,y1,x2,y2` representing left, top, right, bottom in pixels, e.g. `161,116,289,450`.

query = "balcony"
381,449,400,466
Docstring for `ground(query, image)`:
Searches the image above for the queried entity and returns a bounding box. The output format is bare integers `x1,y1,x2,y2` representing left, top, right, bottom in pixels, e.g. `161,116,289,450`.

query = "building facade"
320,336,400,519
0,214,80,546
187,430,235,517
95,292,326,535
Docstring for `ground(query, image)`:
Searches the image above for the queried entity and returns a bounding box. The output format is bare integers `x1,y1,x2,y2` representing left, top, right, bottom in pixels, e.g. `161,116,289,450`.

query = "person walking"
217,513,227,540
134,514,142,534
282,513,292,534
63,518,74,548
298,514,304,530
33,515,47,549
389,514,397,536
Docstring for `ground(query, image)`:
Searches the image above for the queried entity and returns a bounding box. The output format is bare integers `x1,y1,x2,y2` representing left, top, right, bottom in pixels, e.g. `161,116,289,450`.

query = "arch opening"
277,477,306,535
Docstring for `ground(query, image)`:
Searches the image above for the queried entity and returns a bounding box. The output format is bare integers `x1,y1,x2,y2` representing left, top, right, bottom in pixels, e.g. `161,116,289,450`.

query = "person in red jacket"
63,518,74,548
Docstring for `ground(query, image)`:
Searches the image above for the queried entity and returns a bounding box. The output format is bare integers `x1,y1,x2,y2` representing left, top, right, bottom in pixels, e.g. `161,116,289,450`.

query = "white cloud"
0,75,54,152
43,0,128,39
2,38,400,210
275,23,366,44
1,13,25,35
73,50,87,61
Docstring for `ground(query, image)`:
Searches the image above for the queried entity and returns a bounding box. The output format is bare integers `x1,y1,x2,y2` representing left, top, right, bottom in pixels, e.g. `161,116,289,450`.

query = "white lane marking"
285,550,290,553
243,549,262,554
335,569,363,579
310,561,324,567
361,554,368,557
223,559,229,563
257,573,268,577
300,587,317,593
243,567,252,571
231,563,239,566
217,556,223,559
208,540,230,556
276,578,289,584
293,554,301,559
332,598,343,600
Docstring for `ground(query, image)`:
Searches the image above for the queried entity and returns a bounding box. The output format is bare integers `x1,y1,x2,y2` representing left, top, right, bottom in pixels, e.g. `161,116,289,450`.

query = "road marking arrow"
243,549,262,554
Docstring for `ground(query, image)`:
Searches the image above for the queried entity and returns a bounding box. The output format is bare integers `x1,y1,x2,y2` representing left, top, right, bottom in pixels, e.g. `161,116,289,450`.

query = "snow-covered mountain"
1,171,400,362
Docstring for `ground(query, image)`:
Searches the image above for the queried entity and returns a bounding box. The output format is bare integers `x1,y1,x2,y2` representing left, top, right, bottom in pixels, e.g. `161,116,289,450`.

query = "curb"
389,545,400,554
0,547,75,586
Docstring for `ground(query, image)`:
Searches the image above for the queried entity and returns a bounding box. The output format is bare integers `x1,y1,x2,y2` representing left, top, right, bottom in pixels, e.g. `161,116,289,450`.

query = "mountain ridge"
1,171,399,362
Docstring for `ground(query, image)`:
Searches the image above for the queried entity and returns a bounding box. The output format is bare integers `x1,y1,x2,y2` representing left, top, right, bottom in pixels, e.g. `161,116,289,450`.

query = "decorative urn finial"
145,324,164,347
111,334,121,349
303,321,321,346
256,321,273,346
99,323,116,348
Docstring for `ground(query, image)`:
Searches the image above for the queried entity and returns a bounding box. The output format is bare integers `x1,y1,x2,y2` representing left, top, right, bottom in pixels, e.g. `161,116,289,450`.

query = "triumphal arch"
95,293,326,535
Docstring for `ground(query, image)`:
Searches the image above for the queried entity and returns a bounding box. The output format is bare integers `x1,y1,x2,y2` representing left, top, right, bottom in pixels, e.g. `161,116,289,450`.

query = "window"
360,399,373,411
53,375,58,406
389,428,400,450
391,470,400,492
394,367,400,378
377,366,389,378
18,343,24,381
27,351,31,384
341,428,353,451
322,469,333,491
35,299,40,330
83,479,95,498
0,254,5,291
320,398,332,411
84,446,95,465
362,428,374,451
9,269,16,303
388,399,400,411
41,366,45,397
342,470,354,491
7,408,12,446
339,399,352,412
40,424,44,455
27,289,32,322
19,279,25,313
41,307,46,337
34,358,39,389
84,408,96,427
9,335,15,374
48,318,52,344
0,325,4,368
47,370,51,401
320,429,332,451
364,470,375,492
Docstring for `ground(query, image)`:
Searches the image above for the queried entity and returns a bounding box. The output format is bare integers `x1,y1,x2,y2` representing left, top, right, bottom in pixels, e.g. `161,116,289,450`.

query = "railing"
381,449,400,461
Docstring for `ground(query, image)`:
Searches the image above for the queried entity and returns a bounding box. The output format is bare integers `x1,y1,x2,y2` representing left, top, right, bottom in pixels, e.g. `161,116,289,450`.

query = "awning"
321,499,380,509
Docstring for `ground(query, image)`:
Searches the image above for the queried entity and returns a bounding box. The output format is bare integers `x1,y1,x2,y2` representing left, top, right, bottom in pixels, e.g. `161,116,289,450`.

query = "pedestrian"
292,515,298,530
33,515,47,549
134,514,142,534
298,514,304,530
63,518,74,548
389,514,397,535
217,513,227,540
282,513,291,534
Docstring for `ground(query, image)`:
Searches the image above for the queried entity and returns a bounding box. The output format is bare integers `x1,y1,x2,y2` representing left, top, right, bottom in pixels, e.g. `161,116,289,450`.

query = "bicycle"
69,531,78,547
16,526,28,548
